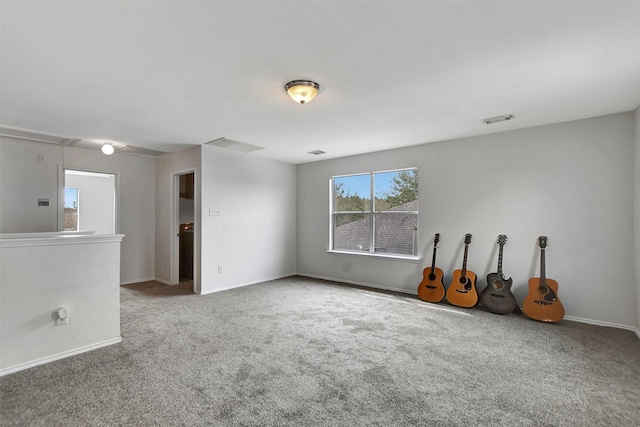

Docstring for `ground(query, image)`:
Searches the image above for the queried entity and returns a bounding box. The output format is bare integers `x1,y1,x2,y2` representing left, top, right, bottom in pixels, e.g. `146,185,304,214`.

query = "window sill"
327,249,419,263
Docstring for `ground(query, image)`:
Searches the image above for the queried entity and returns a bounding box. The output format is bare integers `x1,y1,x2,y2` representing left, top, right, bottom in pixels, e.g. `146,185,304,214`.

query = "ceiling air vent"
117,145,167,157
308,150,325,155
59,138,82,146
0,125,72,145
204,137,264,154
483,114,514,125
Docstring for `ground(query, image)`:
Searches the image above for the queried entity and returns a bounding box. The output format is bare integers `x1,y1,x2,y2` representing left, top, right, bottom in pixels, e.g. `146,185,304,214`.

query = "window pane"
334,174,370,212
374,213,417,255
333,213,369,252
64,187,79,231
374,169,418,211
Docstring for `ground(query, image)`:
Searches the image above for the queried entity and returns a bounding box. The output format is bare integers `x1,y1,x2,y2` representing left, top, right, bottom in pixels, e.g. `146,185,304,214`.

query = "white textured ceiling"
1,1,639,164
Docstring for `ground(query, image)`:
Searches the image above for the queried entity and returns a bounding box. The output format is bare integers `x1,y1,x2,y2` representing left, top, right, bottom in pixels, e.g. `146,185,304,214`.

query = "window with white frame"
330,168,418,257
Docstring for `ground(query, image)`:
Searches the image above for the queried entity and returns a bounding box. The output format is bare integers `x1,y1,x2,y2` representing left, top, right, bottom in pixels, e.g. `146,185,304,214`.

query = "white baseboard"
200,273,297,295
120,277,155,286
0,337,122,377
296,272,417,296
153,277,171,285
297,273,640,338
563,315,639,335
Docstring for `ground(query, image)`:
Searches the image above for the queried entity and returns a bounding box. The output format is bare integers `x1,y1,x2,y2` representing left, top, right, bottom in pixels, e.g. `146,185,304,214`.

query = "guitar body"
523,277,565,322
446,269,478,308
417,267,445,303
480,273,517,314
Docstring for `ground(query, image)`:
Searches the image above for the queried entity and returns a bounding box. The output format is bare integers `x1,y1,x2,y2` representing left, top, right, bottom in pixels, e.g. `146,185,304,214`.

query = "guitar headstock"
434,233,440,246
538,236,548,249
464,233,472,245
497,235,507,246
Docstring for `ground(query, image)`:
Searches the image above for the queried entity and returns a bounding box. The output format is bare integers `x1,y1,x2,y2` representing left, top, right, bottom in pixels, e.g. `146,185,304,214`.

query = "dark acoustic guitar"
523,236,565,322
480,235,517,314
417,233,445,303
446,233,478,308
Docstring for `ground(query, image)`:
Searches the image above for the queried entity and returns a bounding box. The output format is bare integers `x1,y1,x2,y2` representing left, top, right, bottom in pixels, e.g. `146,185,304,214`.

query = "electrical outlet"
164,261,168,269
218,265,223,274
329,256,334,266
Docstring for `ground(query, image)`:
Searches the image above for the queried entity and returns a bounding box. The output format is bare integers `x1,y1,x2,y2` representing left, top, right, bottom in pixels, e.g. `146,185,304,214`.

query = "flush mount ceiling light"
285,80,320,105
101,143,115,155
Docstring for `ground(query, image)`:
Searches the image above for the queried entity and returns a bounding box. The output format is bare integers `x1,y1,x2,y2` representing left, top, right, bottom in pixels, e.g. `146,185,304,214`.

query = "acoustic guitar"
417,233,445,303
523,236,565,322
446,234,478,308
480,235,517,314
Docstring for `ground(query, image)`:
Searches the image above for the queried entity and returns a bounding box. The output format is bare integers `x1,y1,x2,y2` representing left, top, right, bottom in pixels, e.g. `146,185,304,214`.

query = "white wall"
0,137,63,232
199,146,297,294
0,137,156,285
61,146,156,285
297,113,637,330
65,172,115,234
635,106,640,336
0,234,123,374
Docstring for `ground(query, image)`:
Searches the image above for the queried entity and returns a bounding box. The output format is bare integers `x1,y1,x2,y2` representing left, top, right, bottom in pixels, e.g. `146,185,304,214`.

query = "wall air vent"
308,150,325,155
204,137,264,154
483,114,514,125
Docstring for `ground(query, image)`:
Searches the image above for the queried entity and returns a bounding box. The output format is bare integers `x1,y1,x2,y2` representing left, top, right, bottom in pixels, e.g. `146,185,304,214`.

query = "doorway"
172,170,197,293
64,169,116,234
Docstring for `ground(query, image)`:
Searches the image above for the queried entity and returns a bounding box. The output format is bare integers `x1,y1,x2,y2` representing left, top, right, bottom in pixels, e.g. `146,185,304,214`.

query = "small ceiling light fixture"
101,143,115,155
285,80,320,105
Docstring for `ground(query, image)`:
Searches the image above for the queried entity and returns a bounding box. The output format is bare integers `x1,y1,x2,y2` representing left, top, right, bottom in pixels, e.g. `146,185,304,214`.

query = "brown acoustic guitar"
417,233,445,303
480,235,517,314
523,236,565,322
446,233,478,308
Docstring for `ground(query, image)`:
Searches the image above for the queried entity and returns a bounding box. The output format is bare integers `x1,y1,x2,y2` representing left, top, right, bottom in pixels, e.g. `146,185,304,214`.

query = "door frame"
170,168,199,293
60,167,119,234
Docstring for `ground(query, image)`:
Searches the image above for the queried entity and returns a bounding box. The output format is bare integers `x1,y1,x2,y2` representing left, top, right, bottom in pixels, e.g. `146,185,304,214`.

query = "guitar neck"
461,244,469,278
497,245,504,275
431,245,437,270
540,248,546,286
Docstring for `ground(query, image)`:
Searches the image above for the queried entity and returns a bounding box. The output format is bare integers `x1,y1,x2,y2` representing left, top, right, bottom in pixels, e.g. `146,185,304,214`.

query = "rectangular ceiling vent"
59,138,82,146
308,150,325,155
117,145,167,157
0,125,72,145
483,114,514,125
204,137,264,154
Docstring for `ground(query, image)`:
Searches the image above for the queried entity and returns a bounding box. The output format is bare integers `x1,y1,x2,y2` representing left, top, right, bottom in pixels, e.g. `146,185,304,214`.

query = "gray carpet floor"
2,276,639,426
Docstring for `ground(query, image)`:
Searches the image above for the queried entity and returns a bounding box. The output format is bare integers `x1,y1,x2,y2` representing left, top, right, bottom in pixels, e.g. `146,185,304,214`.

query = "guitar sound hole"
493,281,504,290
428,274,436,281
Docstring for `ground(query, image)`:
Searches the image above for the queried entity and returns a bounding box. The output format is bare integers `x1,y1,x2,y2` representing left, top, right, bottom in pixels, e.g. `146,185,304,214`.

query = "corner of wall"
634,106,640,335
